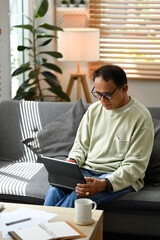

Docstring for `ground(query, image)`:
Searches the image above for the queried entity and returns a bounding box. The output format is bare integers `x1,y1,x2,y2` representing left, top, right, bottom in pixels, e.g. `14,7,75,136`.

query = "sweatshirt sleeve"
68,110,90,167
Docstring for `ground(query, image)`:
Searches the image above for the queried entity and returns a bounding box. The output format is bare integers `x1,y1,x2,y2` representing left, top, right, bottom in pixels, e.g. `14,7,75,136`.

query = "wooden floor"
103,232,160,240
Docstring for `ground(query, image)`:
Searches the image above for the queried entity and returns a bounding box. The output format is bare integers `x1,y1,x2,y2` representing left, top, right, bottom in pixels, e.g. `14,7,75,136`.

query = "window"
10,0,29,98
88,0,160,81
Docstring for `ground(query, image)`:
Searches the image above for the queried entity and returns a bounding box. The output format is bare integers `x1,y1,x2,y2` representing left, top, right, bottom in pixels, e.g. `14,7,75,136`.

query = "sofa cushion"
22,99,85,160
0,161,49,204
98,184,160,213
0,101,42,163
145,118,160,186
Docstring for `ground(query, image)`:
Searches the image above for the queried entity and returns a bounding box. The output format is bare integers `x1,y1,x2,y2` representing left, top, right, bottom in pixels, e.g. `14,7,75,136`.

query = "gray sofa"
0,99,160,237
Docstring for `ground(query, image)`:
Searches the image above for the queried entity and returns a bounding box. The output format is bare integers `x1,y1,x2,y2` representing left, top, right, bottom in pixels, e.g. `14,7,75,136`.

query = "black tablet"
39,155,86,190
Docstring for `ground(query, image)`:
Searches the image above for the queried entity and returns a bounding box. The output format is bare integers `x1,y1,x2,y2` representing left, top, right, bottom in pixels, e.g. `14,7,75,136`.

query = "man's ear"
122,84,128,93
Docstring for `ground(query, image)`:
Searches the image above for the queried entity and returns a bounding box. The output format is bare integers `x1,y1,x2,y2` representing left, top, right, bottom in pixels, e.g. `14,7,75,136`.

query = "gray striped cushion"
0,101,42,163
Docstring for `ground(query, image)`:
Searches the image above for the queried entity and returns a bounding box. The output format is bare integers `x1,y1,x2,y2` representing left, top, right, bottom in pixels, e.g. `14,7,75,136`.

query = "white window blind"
88,0,160,81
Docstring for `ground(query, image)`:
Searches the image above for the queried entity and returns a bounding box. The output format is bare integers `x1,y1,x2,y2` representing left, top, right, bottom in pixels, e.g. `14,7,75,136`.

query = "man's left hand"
75,177,107,197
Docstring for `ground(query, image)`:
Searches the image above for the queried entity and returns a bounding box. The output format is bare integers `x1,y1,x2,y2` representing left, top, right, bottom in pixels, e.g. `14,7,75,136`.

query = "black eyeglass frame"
91,86,120,100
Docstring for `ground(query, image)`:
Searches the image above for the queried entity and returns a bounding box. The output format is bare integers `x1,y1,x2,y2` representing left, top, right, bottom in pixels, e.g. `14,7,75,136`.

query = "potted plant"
61,0,68,7
12,0,70,102
78,0,86,7
69,0,76,7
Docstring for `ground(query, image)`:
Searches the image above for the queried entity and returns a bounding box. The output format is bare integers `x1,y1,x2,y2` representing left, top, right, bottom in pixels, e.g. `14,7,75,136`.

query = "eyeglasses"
91,86,119,100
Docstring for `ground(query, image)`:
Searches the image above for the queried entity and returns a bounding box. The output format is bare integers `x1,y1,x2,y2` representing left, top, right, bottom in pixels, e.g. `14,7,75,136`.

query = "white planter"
60,3,68,7
69,3,77,7
78,4,86,7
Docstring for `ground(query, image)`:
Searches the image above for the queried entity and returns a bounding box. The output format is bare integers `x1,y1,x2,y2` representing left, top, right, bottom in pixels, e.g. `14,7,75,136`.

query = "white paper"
0,207,57,238
12,221,80,240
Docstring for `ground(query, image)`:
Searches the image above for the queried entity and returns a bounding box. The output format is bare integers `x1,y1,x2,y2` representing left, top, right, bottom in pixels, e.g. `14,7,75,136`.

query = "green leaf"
41,71,60,87
14,24,33,33
29,70,36,79
16,79,35,93
33,0,48,18
38,23,63,32
48,86,70,101
12,62,31,77
42,58,47,63
37,34,57,39
13,87,36,100
41,63,62,73
38,39,52,47
39,51,62,58
17,45,32,51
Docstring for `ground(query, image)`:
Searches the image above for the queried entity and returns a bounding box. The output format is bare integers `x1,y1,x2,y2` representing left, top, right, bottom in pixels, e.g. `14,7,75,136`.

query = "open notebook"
9,221,86,240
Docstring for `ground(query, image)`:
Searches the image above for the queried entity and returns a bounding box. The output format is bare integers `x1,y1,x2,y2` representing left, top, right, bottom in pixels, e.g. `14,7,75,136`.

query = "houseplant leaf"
12,62,31,76
39,51,62,58
17,46,32,51
41,63,62,73
48,86,70,101
36,0,48,18
41,71,60,87
14,24,33,33
38,23,63,32
37,34,57,39
38,39,52,47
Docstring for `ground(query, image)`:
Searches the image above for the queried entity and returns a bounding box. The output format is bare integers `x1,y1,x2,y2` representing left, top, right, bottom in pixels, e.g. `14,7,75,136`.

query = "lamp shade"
57,28,99,62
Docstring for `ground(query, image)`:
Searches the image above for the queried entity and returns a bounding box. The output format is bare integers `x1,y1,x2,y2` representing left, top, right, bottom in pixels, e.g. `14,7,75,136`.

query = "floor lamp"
57,28,99,103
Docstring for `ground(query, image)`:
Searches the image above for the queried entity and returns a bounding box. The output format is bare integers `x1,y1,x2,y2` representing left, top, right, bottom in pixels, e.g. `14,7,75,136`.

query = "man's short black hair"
93,65,127,87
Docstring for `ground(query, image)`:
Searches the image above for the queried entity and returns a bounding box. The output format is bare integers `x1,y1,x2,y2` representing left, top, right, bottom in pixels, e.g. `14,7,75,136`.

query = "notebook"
9,221,86,240
39,155,86,190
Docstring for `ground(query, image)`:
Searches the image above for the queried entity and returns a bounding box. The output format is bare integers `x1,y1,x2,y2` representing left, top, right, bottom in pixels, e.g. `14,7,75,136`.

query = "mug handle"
92,201,97,213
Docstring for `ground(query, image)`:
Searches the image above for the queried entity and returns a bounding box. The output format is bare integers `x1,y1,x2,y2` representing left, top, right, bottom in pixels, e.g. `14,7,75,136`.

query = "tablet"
39,155,86,190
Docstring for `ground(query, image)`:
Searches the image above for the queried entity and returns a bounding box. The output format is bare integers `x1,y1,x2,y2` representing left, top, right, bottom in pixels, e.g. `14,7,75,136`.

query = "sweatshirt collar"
107,97,135,115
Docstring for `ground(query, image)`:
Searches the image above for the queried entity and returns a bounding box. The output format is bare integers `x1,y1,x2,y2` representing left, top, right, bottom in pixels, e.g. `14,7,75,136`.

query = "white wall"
0,0,11,100
128,80,160,107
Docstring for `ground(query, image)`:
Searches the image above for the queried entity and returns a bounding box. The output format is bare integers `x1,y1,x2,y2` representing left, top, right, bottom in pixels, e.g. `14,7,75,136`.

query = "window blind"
88,0,160,81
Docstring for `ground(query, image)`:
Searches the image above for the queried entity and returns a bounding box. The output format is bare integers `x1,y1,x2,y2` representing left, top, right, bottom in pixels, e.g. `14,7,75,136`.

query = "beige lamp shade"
57,28,99,62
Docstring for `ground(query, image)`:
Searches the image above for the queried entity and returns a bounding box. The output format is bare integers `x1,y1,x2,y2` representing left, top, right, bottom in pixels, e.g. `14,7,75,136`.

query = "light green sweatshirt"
68,97,154,192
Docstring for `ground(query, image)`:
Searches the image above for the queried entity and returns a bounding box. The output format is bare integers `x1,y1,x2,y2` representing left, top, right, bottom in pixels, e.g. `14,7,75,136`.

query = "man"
44,65,154,207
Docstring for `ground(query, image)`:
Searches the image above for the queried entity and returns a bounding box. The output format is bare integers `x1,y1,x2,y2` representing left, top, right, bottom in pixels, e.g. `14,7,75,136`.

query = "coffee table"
0,202,103,240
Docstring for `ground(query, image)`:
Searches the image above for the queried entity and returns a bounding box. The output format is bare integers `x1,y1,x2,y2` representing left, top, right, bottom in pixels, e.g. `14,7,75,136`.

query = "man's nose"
100,95,108,102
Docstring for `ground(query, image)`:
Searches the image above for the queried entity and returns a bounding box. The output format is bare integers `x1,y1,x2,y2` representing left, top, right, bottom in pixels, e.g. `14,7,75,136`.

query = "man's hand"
75,177,107,197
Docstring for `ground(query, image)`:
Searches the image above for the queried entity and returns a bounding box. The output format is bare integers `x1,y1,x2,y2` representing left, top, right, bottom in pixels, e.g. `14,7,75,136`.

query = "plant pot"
69,3,76,7
78,4,86,7
61,3,68,7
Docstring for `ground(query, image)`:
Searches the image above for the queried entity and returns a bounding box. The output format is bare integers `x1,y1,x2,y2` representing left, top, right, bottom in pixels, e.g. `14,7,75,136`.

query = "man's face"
94,76,128,110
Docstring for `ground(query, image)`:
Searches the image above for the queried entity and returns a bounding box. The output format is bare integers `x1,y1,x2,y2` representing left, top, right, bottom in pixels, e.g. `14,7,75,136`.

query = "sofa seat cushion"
99,184,160,213
0,161,49,203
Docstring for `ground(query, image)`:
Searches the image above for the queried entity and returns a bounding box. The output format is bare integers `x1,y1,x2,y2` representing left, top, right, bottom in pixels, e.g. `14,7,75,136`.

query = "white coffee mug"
74,198,97,225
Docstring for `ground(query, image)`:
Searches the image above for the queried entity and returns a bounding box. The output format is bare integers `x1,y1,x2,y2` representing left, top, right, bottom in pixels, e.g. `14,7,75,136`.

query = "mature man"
44,65,154,207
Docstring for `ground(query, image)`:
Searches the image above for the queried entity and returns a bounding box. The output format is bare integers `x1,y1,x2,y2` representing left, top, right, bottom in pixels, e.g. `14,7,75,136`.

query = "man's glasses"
91,86,119,100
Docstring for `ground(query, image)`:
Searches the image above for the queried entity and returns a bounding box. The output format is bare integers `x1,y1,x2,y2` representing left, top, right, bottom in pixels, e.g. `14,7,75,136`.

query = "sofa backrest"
0,100,159,164
147,107,160,120
0,100,89,163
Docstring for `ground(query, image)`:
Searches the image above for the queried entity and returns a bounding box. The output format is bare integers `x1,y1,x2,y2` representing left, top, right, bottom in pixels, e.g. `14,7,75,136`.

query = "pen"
6,217,32,226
